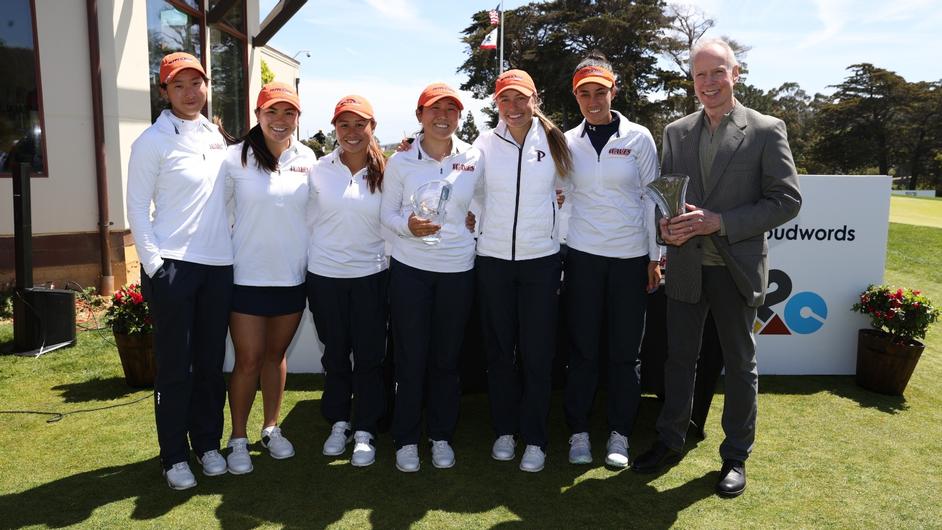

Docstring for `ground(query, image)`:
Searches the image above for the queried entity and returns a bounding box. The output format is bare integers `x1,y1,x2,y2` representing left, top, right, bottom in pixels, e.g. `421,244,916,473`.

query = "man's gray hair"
690,37,739,71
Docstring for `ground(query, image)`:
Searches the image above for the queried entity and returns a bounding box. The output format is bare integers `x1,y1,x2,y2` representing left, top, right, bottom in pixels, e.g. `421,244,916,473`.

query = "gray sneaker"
568,432,592,464
605,431,630,468
351,431,376,467
491,435,516,461
519,445,545,472
323,421,352,456
163,462,197,490
396,444,420,472
196,449,227,476
261,426,295,459
431,440,455,469
226,437,253,475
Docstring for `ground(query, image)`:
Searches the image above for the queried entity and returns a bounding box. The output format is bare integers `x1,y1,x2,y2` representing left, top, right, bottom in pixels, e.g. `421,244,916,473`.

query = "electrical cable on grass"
0,392,153,423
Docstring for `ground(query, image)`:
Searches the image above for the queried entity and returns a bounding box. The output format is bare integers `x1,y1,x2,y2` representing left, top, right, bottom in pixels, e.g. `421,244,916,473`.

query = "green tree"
301,130,335,158
261,59,275,84
457,113,480,143
810,63,907,176
458,0,670,131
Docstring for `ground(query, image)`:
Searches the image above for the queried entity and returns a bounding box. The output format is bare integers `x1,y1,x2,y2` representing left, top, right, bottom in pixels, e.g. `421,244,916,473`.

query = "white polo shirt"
381,134,483,273
307,148,388,278
127,109,233,277
565,111,661,261
472,118,563,261
224,140,315,286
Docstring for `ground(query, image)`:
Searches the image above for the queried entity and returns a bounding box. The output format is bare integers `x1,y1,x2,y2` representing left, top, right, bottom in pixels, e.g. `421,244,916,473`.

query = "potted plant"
852,285,939,395
104,283,156,387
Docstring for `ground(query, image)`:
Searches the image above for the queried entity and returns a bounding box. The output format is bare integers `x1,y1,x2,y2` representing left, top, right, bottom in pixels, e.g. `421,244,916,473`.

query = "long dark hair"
239,124,278,173
363,135,386,193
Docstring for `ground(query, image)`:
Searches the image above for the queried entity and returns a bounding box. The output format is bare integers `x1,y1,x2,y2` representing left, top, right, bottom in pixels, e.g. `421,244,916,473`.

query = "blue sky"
259,0,942,143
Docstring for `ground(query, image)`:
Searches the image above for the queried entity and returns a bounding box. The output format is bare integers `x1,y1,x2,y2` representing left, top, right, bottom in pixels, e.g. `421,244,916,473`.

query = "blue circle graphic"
783,291,828,334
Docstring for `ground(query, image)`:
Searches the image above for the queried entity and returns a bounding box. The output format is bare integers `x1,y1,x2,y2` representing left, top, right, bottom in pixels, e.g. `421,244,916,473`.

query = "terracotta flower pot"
113,331,156,388
855,329,924,396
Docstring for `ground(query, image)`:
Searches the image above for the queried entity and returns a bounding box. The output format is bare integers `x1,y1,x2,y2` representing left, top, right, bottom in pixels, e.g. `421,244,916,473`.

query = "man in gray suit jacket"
631,38,801,497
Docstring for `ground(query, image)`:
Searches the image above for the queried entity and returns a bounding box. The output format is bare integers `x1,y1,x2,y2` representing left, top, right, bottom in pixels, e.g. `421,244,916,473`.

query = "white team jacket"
224,140,316,286
565,111,662,261
381,134,483,273
127,110,232,277
473,118,562,261
307,148,388,279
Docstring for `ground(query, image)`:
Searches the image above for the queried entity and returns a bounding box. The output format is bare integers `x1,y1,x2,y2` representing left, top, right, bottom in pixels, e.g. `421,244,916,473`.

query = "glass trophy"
410,180,452,245
644,173,689,244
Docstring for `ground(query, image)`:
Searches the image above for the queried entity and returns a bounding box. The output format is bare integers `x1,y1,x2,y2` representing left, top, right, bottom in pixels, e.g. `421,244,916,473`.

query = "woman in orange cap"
307,95,389,467
127,52,233,489
472,69,573,472
561,51,661,469
381,83,483,472
222,82,316,475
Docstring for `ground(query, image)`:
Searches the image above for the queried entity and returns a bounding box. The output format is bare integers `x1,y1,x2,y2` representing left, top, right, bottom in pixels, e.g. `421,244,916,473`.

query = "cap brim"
574,76,614,89
331,109,373,124
165,65,206,84
423,94,464,111
259,98,301,112
494,86,534,98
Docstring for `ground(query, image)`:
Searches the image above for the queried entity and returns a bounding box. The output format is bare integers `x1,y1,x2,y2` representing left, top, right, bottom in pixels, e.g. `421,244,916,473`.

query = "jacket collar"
413,132,470,161
154,109,215,135
495,117,542,147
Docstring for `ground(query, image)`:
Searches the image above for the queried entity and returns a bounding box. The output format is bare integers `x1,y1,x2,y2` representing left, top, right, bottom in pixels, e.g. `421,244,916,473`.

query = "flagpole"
498,0,504,73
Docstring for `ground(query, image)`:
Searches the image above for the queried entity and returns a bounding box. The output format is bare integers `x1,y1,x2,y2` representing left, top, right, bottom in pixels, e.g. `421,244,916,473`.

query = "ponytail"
534,109,572,178
239,124,278,173
364,135,386,193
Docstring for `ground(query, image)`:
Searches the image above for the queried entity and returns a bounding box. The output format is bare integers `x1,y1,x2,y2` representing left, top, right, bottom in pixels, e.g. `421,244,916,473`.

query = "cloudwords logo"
767,223,856,242
755,269,828,335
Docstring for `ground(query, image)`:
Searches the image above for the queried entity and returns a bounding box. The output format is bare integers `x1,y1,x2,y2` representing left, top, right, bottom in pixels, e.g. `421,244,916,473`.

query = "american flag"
488,9,500,25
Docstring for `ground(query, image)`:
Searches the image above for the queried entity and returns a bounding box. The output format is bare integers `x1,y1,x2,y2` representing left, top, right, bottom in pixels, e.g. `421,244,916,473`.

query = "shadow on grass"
759,375,909,414
0,390,717,529
50,376,141,403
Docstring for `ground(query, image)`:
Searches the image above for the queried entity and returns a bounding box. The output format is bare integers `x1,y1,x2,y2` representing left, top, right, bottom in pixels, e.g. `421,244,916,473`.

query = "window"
146,0,203,123
0,0,45,175
209,0,248,136
145,0,248,135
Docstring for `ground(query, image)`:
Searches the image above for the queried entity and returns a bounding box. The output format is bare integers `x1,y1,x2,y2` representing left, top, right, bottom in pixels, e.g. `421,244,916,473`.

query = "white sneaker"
196,449,228,476
261,426,295,459
323,421,352,456
431,440,455,469
351,431,376,467
396,444,420,472
519,445,545,473
226,437,253,475
568,432,592,464
163,462,197,490
605,431,630,468
491,435,516,461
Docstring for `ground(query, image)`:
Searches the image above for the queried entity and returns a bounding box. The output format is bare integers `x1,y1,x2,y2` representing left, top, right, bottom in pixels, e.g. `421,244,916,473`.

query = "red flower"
130,291,143,304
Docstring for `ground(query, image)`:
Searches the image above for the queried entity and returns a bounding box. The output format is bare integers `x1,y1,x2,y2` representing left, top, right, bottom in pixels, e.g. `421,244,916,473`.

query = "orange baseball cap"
331,95,374,124
494,69,536,98
417,83,464,110
257,82,301,112
572,65,616,91
159,52,206,84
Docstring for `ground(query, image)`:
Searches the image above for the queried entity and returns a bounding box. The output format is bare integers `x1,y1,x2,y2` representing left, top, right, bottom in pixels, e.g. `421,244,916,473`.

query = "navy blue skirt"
231,284,306,317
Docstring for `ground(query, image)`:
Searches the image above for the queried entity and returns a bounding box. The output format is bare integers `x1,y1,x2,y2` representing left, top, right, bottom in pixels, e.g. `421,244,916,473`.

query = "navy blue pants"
389,259,474,447
306,270,388,436
141,259,233,470
476,253,561,449
563,249,649,436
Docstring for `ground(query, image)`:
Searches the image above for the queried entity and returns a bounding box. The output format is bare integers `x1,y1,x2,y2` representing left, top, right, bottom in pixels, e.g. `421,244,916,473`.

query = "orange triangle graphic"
760,314,791,335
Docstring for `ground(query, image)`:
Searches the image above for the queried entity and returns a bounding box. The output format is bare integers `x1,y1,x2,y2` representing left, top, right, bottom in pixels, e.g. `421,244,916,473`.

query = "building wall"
1,0,297,292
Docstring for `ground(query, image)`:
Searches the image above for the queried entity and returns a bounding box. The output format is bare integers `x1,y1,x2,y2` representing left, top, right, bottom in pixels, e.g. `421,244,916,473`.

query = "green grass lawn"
890,195,942,228
2,227,941,529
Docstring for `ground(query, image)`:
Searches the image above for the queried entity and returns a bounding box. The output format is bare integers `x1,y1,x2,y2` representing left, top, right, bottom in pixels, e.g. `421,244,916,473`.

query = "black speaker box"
13,287,77,355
